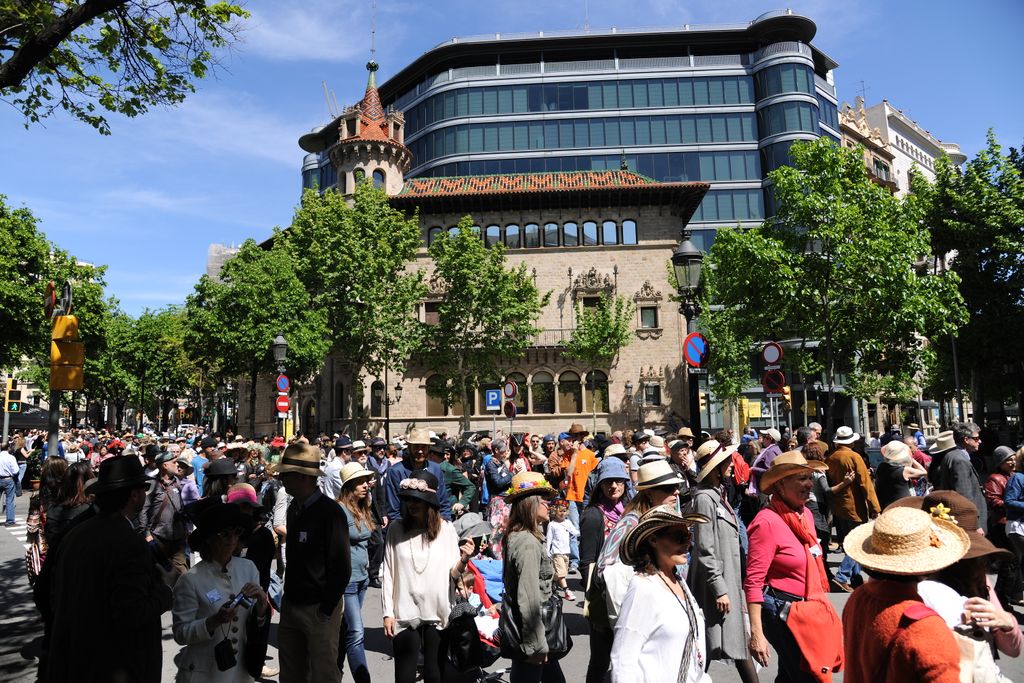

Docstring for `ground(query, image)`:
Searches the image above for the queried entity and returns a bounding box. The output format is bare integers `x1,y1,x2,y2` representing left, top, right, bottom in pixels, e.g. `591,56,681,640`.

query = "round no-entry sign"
275,395,290,413
503,381,518,398
683,332,709,368
761,342,784,366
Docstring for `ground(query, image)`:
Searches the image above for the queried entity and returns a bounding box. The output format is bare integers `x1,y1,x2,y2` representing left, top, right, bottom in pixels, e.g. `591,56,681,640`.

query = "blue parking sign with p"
485,389,502,411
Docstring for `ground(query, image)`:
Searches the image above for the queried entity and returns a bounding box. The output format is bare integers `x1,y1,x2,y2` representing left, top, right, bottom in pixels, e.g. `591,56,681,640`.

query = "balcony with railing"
532,327,575,347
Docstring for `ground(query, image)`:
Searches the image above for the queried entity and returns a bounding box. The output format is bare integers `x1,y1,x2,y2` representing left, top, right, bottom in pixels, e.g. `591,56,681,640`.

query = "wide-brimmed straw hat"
881,441,911,465
929,430,957,455
694,439,738,483
886,490,1011,562
676,427,695,439
843,506,969,575
832,426,860,445
340,462,376,487
505,471,558,502
635,460,686,491
603,443,628,460
759,450,828,493
398,469,440,508
620,504,709,564
276,443,322,477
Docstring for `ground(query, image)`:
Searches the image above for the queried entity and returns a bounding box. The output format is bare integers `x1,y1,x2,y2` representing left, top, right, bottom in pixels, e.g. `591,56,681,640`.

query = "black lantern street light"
672,228,704,437
271,333,288,437
378,367,404,443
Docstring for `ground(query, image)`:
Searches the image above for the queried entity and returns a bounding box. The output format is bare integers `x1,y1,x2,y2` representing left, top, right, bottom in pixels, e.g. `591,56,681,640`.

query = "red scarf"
769,496,829,595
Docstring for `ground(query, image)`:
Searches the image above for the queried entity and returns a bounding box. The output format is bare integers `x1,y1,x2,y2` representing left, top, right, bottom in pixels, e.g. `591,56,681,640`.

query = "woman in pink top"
744,451,830,683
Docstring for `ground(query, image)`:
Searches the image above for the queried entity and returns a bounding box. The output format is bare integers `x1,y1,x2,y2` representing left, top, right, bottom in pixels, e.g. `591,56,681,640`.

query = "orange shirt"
566,447,597,502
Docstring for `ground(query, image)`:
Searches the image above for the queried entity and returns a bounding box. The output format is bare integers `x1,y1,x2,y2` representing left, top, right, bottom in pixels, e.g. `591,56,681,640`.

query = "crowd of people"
4,417,1023,682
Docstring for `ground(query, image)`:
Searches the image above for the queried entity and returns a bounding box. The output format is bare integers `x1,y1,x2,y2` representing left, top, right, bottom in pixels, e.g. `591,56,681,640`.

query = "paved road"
2,491,1022,682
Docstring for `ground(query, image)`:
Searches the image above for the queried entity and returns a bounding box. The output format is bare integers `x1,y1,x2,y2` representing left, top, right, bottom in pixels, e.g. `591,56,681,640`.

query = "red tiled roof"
343,61,397,144
397,170,660,197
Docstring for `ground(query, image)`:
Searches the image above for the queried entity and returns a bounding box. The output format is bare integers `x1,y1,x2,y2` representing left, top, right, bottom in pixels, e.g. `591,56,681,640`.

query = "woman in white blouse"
382,469,474,683
610,505,711,683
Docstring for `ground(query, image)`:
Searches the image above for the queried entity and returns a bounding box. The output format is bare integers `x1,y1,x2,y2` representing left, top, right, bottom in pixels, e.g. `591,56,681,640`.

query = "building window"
563,222,579,247
426,375,446,416
531,372,555,414
523,223,540,248
354,168,365,183
372,169,386,189
505,224,521,248
543,222,560,247
581,296,600,309
424,301,440,325
582,221,599,246
873,158,891,181
485,224,502,247
640,306,659,328
622,220,638,244
558,371,584,414
643,384,662,406
506,371,528,414
586,370,609,412
427,226,443,245
602,220,618,245
370,380,384,417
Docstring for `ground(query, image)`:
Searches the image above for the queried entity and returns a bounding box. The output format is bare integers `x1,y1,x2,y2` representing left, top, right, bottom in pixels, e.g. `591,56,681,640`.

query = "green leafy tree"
702,138,966,430
0,0,247,134
564,292,634,433
279,183,426,421
423,217,549,432
912,132,1024,418
184,239,330,436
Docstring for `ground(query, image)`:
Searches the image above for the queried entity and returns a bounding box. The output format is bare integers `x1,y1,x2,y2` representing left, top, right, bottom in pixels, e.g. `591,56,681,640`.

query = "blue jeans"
835,554,861,584
338,578,370,683
761,591,816,683
0,476,15,523
567,501,580,568
16,463,26,496
511,658,565,683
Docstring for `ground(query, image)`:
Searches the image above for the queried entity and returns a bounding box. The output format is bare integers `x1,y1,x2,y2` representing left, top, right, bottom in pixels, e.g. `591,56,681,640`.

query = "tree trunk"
458,367,471,435
248,366,258,438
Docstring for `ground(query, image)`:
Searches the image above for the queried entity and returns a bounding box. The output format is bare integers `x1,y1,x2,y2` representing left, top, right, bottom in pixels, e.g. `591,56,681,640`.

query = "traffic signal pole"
2,370,9,445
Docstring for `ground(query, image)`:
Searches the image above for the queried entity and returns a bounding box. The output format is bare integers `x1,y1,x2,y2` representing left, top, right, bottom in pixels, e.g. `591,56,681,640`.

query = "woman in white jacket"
610,505,710,683
172,503,269,682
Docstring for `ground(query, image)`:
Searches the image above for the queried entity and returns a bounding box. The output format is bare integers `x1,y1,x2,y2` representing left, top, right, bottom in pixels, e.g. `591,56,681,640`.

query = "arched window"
622,219,638,244
372,169,386,189
558,371,583,413
448,226,460,239
582,221,599,246
354,168,366,183
523,223,540,248
531,372,554,414
602,220,618,245
505,224,521,249
427,226,443,245
506,372,528,414
370,380,384,417
426,375,446,416
543,222,560,247
563,222,579,247
333,381,345,418
485,224,502,247
586,370,609,413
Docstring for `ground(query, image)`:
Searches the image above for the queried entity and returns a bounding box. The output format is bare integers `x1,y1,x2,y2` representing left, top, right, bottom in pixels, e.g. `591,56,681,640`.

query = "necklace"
409,529,433,575
657,570,699,683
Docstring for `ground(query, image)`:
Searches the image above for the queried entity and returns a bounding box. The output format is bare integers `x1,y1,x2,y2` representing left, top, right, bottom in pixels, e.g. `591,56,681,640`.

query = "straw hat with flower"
504,471,558,502
843,506,969,576
885,490,1010,562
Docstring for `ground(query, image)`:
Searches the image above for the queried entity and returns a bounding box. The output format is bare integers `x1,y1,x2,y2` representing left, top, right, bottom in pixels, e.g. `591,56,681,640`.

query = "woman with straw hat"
382,469,474,683
687,441,757,683
501,471,568,681
336,462,378,683
841,506,970,683
874,441,927,509
743,451,840,682
610,504,710,683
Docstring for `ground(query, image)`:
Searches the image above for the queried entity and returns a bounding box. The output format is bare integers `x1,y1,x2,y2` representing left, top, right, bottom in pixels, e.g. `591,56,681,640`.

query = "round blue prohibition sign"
683,333,708,368
276,374,290,393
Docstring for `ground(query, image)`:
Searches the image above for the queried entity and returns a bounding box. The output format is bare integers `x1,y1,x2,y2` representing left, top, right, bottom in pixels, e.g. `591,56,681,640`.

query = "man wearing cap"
749,428,783,495
139,448,190,576
278,442,351,683
827,426,880,592
321,437,353,500
930,424,987,534
192,436,218,495
383,429,452,522
44,456,175,683
564,423,597,573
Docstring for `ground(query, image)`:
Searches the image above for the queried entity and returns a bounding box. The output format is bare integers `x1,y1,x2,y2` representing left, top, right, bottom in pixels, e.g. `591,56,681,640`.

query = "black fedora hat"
188,503,250,549
398,469,441,508
90,455,153,495
142,443,163,460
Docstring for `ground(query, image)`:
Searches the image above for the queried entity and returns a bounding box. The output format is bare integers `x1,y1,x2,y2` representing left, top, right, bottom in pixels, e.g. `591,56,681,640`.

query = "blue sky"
1,0,1020,315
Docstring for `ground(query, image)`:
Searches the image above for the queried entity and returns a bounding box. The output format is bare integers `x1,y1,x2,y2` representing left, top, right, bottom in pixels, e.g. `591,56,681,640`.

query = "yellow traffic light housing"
50,315,84,391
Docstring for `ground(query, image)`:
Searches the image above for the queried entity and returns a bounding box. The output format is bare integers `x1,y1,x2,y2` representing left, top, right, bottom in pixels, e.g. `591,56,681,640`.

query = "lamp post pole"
381,365,403,443
672,228,704,439
272,333,288,439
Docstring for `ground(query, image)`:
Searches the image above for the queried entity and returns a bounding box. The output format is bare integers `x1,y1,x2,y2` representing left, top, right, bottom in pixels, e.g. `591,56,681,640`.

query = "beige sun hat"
635,460,686,491
276,442,322,477
843,506,969,576
694,439,738,483
406,428,433,446
881,440,911,465
340,462,375,487
603,443,628,459
832,426,860,445
759,450,828,493
929,430,957,455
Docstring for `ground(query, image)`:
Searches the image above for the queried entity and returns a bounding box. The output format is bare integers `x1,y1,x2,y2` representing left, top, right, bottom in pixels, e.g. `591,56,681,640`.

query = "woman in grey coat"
686,441,757,683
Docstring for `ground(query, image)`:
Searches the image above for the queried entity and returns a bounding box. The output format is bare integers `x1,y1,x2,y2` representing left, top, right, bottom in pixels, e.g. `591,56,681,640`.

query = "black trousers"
586,625,613,683
393,623,442,683
367,526,384,581
991,524,1023,602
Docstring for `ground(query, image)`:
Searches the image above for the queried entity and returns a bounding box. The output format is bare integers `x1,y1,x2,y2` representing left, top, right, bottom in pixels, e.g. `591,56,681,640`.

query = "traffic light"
50,315,84,391
781,385,792,409
5,378,22,413
699,391,707,412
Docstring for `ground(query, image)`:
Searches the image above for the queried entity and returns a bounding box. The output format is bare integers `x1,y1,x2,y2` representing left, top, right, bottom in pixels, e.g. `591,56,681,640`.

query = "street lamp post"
672,228,704,437
379,364,404,443
272,333,288,438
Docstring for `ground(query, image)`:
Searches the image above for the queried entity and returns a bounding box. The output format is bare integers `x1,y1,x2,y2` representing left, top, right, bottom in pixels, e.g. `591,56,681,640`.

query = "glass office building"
300,11,839,250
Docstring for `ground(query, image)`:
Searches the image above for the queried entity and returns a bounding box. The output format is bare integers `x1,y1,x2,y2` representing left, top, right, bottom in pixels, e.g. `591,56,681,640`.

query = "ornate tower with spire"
329,61,411,197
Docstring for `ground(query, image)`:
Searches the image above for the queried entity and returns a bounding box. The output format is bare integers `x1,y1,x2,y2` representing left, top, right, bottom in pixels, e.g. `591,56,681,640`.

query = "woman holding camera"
172,503,269,682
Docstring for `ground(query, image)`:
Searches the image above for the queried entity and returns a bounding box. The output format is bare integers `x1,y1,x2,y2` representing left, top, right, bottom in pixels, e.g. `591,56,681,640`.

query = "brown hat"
276,443,322,477
886,490,1011,562
567,422,587,436
759,450,827,493
676,427,695,439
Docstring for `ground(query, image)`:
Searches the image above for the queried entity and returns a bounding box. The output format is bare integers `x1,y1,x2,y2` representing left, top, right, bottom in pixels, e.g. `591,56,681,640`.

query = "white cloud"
244,1,369,63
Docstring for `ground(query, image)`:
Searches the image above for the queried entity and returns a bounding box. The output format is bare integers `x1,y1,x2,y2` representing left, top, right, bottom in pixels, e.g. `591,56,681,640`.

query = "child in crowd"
545,500,579,600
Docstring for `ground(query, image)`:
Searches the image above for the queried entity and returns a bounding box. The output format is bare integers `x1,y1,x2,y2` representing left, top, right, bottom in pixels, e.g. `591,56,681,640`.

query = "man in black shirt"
277,442,351,683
